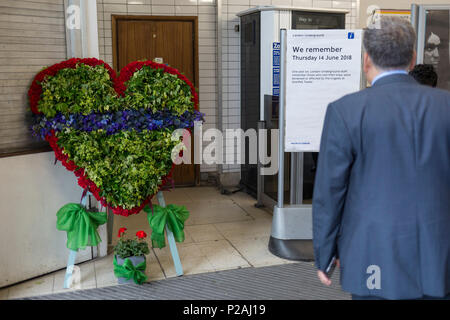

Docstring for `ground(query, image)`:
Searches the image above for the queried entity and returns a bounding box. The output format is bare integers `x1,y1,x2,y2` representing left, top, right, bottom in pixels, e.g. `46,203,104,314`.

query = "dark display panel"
240,12,261,195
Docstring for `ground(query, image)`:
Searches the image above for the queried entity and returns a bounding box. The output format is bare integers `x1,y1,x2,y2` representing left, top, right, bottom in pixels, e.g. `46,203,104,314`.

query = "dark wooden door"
113,16,198,186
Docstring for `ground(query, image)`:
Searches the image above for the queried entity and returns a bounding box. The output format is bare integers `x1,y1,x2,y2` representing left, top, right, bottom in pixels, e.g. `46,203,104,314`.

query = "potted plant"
113,227,150,285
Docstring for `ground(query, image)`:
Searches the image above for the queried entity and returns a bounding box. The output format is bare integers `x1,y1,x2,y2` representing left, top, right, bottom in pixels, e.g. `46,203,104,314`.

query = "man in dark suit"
313,16,450,300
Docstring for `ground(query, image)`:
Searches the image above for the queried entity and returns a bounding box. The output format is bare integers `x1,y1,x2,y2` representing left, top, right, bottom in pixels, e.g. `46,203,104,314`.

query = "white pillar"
64,0,99,58
82,0,99,58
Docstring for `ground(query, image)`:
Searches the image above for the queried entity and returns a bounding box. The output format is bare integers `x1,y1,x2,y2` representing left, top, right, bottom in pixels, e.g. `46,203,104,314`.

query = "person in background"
312,16,450,300
409,64,438,87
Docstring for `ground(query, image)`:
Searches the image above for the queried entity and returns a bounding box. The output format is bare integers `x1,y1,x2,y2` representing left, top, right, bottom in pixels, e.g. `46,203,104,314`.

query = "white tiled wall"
96,0,358,176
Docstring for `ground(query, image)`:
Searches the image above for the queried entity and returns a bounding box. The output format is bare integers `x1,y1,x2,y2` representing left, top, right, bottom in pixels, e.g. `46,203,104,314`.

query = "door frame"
111,15,200,185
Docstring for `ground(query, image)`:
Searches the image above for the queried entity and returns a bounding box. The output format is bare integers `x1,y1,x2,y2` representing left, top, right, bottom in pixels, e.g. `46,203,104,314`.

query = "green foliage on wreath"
38,64,118,117
122,65,194,115
37,64,195,118
56,129,178,209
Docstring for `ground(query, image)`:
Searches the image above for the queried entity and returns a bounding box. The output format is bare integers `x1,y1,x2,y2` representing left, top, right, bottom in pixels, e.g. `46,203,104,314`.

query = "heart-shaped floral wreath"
29,58,203,216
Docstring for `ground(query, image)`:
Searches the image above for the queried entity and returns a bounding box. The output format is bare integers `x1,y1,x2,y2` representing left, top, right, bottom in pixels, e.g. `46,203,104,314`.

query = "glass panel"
302,152,317,204
424,10,450,91
292,11,345,30
263,148,291,204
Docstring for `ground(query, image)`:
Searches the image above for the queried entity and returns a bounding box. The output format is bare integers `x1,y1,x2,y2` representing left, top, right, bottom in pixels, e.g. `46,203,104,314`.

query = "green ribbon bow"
113,256,148,285
56,203,107,251
144,204,189,249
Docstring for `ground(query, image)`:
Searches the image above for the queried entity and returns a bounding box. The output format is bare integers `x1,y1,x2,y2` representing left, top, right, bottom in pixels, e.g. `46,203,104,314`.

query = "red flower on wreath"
136,231,147,240
118,227,127,238
63,160,77,171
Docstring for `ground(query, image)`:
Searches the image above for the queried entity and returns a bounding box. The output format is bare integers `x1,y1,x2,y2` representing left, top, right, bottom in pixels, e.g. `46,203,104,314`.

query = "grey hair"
363,16,416,70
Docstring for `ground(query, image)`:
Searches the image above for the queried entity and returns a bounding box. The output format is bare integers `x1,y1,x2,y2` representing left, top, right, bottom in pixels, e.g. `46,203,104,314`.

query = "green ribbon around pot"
113,256,147,285
56,203,107,251
144,204,189,249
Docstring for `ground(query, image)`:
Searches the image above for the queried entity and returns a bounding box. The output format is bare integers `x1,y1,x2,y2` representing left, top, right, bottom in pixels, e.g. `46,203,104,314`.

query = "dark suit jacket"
312,74,450,299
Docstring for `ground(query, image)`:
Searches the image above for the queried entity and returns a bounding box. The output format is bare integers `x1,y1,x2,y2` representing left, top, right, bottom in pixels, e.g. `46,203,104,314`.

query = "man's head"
363,16,417,83
409,64,438,87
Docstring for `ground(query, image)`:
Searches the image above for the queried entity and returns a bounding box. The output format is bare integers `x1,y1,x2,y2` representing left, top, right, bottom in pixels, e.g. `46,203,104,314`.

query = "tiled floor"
0,186,298,300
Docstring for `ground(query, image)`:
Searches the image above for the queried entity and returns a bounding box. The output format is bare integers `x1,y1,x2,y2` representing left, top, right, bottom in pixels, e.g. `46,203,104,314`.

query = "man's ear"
409,51,417,71
363,52,371,73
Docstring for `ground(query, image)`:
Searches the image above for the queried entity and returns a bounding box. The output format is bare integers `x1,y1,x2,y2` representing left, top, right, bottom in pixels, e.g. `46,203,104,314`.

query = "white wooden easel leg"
156,191,184,276
63,191,90,289
63,249,78,289
97,202,108,258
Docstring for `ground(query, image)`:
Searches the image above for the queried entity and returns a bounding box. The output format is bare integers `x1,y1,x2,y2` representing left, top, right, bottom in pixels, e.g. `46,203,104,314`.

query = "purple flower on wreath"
31,109,205,139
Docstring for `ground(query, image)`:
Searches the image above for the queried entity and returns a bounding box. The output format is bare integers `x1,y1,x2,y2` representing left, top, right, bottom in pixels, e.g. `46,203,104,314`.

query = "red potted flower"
113,228,150,285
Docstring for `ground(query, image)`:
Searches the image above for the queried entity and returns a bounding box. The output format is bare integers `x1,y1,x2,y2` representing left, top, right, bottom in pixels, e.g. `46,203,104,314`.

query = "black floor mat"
22,261,350,300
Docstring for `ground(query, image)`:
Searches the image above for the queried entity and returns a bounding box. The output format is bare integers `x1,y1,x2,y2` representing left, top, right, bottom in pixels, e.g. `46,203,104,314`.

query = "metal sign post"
277,29,286,210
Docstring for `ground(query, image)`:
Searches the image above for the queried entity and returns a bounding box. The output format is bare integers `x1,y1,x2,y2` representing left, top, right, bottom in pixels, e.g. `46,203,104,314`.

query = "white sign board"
285,29,362,152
